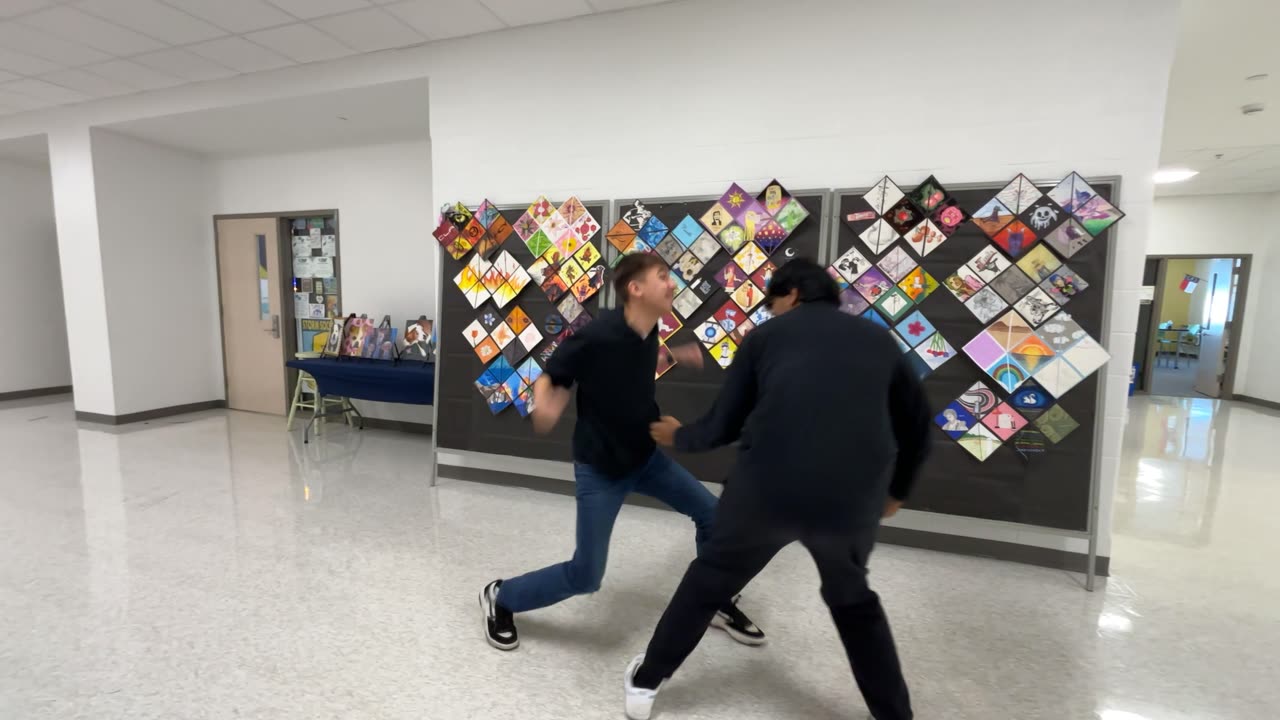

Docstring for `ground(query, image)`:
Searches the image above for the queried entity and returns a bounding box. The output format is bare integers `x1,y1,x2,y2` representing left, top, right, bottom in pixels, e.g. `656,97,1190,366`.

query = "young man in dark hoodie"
480,253,764,651
623,258,931,720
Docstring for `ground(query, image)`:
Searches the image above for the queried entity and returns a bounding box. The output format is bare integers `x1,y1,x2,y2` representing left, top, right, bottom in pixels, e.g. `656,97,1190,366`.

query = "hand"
883,499,904,519
530,376,570,435
669,343,704,369
649,416,683,447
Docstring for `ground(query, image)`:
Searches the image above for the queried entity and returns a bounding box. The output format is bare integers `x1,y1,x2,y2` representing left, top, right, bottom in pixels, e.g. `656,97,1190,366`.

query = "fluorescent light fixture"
1153,168,1199,184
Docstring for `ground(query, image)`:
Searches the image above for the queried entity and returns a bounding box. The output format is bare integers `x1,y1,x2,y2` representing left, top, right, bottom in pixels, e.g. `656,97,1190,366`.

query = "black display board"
620,193,826,485
836,182,1115,531
436,202,607,462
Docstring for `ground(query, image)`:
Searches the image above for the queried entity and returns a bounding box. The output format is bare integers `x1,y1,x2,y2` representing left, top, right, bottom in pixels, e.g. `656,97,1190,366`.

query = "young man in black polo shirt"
479,253,764,651
622,258,931,720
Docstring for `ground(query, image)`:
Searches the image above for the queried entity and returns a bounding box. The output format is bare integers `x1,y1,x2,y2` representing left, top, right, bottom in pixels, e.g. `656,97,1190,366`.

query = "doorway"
215,217,289,414
1138,255,1251,399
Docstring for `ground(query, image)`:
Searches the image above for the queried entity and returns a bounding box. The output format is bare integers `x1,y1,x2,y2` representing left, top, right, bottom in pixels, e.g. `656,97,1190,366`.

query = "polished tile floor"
1,394,1276,719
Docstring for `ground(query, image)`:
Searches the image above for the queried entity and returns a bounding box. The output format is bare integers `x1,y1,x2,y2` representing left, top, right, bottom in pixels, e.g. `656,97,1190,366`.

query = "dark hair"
765,257,838,305
612,252,668,303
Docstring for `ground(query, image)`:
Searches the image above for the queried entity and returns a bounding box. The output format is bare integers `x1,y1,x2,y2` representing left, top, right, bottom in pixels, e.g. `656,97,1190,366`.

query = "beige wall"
1158,259,1198,326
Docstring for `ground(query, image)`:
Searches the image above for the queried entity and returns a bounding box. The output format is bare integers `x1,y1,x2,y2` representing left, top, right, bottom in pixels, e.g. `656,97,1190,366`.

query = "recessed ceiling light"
1153,168,1199,184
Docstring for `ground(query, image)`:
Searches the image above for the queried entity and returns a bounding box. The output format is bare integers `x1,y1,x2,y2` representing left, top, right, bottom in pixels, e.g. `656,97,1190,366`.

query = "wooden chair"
286,352,353,432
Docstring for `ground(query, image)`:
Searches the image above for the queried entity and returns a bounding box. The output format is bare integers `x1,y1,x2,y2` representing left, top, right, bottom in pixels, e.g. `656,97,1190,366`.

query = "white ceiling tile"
0,89,54,111
39,68,136,97
75,0,227,44
244,23,357,63
586,0,671,9
0,20,113,66
0,70,17,83
186,36,294,73
0,78,90,104
131,48,238,82
0,0,62,19
83,59,183,90
310,8,424,52
20,6,168,56
265,0,372,20
0,47,62,76
479,0,591,26
384,0,505,41
160,0,295,33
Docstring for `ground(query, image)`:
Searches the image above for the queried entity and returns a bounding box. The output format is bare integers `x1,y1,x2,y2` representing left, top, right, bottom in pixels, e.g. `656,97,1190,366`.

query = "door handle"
268,314,280,339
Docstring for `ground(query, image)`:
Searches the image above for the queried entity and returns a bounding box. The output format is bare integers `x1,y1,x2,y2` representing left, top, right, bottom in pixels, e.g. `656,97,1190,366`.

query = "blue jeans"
497,450,718,613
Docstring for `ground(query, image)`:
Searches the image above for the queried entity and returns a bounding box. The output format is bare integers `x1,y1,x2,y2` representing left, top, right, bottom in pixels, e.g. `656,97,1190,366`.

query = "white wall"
90,129,223,415
0,158,71,395
426,0,1181,558
1149,192,1280,401
212,140,434,423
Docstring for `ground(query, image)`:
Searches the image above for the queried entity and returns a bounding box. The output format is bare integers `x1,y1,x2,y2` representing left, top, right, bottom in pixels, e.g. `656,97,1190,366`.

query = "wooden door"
216,217,287,414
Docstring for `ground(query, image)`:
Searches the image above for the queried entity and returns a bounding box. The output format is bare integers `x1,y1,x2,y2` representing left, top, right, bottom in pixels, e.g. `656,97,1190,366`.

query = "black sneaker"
479,580,519,650
711,595,766,646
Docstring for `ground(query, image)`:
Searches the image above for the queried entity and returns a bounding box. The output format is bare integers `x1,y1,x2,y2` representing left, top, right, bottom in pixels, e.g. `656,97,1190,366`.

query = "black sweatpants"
637,486,913,720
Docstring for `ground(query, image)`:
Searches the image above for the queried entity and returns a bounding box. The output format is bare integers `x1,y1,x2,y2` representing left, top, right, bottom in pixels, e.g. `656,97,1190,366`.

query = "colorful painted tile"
1043,219,1093,259
474,335,500,363
986,310,1035,351
731,280,765,312
751,261,777,292
461,318,487,348
1020,198,1065,235
504,306,531,336
963,330,1006,370
537,335,563,365
555,226,582,258
759,179,794,216
479,309,501,331
712,301,747,334
527,195,554,224
1033,356,1085,398
930,199,970,236
488,321,516,351
861,307,890,329
754,219,789,255
557,294,586,324
622,200,653,232
638,215,668,246
863,176,906,215
833,246,872,283
966,246,1011,283
885,196,923,235
1036,312,1088,352
689,232,721,264
992,220,1038,259
462,283,490,309
965,286,1008,324
1035,405,1080,444
542,276,569,304
544,312,565,336
958,424,1001,461
854,267,894,304
671,215,704,247
741,200,774,241
1011,334,1057,375
1040,266,1088,305
859,218,899,255
904,218,948,257
707,337,738,369
750,306,774,327
673,251,705,282
987,354,1030,392
1014,287,1061,327
655,342,677,380
775,197,810,233
434,217,462,247
694,318,728,347
606,219,637,252
718,222,748,253
879,245,919,282
715,262,749,292
1073,194,1125,236
943,265,987,303
574,241,602,269
1012,427,1048,459
655,234,685,265
988,266,1037,305
916,332,956,370
995,173,1043,214
895,310,935,347
453,263,481,294
958,381,999,419
982,402,1028,441
656,311,682,342
839,287,870,316
1047,172,1098,214
522,228,551,257
1009,378,1052,411
935,401,978,439
1061,336,1111,378
443,201,473,229
672,286,704,320
898,267,938,303
557,257,585,288
972,197,1015,238
506,263,531,295
543,211,571,243
575,212,600,243
475,368,501,399
733,242,768,275
1016,244,1064,282
570,265,606,303
557,196,586,225
875,286,913,321
700,201,732,237
513,211,542,242
690,275,717,300
910,175,950,213
719,183,753,220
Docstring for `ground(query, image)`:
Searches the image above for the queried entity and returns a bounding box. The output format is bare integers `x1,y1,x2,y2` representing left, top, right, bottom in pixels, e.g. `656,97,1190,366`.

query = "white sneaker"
624,654,662,720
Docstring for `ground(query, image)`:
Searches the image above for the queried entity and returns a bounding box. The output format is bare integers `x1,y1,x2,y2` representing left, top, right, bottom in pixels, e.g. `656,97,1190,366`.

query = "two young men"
479,253,763,651
623,259,932,720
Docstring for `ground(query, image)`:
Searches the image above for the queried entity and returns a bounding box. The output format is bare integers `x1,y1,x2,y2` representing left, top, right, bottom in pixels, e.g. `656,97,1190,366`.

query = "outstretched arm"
530,330,587,434
670,340,757,452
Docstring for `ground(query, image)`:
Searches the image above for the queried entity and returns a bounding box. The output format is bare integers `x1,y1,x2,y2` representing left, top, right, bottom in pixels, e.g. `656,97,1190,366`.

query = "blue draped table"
286,358,435,441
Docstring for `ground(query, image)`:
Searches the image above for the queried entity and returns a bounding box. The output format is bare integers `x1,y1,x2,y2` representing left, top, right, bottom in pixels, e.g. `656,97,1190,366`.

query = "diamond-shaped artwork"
655,343,677,380
708,337,738,369
1042,219,1093,259
958,424,1001,461
839,287,870,316
525,228,553,257
1020,198,1065,235
741,200,773,241
606,219,637,252
514,211,542,242
829,266,849,291
965,286,1008,324
775,198,810,233
859,219,899,255
657,311,682,342
1010,379,1053,418
734,243,768,275
1035,405,1080,444
558,196,586,225
689,233,721,264
910,175,950,213
895,310,935,347
444,201,473,229
930,199,970,237
915,332,956,370
674,251,705,282
479,309,501,331
731,280,765,312
833,246,872,283
689,276,716,301
1033,356,1086,398
718,223,748,254
963,330,1005,371
574,213,600,243
1041,266,1088,305
434,218,467,258
966,246,1011,283
863,177,905,215
712,301,748,334
988,266,1037,305
622,200,653,232
555,226,582,258
505,306,531,335
501,336,530,366
995,174,1043,214
879,246,918,282
700,202,732,237
715,262,749,292
544,210,570,240
1073,195,1125,237
694,318,727,346
557,294,587,324
477,368,511,414
474,336,501,362
574,241,602,269
461,318,487,348
489,321,516,351
454,260,481,294
1013,287,1060,327
875,286,913,321
992,220,1038,259
904,219,947,257
885,196,923,235
538,334,563,365
1060,336,1111,378
672,286,704,320
544,312,564,336
655,234,685,265
671,215,704,247
477,200,501,228
861,307,889,329
958,381,999,419
1016,244,1064,283
1047,172,1098,214
754,220,789,255
936,401,978,439
1036,312,1088,352
972,197,1015,238
1010,334,1057,375
719,183,753,220
989,311,1038,355
527,195,554,224
982,403,1028,441
898,267,938,303
986,354,1030,392
759,178,795,216
943,265,986,303
854,267,894,304
751,261,777,292
558,257,585,288
542,276,569,304
638,215,668,246
570,266,606,303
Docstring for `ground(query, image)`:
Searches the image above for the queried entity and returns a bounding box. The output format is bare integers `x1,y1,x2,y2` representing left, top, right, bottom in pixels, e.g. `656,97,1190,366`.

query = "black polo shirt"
544,308,659,478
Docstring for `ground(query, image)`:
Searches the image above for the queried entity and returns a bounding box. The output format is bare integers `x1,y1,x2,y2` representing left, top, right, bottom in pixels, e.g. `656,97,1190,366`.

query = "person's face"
629,265,676,314
765,288,801,316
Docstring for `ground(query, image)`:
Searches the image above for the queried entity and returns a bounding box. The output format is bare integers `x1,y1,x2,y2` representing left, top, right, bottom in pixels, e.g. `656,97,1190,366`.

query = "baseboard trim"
0,385,72,401
438,464,1109,577
1233,394,1280,412
75,400,226,425
363,417,433,435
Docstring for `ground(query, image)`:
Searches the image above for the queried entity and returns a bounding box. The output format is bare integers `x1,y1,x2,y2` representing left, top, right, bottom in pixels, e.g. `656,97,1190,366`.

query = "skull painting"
1029,205,1060,231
